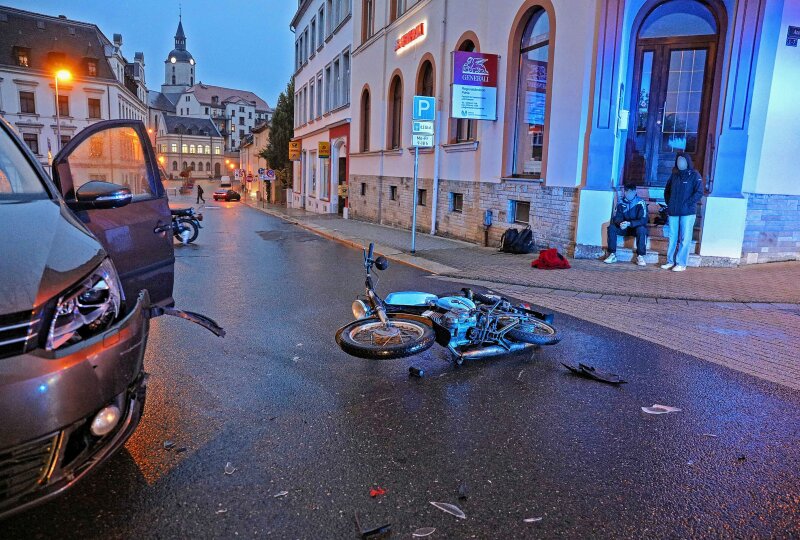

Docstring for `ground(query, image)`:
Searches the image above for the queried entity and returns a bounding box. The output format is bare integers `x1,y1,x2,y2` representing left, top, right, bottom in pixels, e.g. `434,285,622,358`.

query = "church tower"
161,16,195,94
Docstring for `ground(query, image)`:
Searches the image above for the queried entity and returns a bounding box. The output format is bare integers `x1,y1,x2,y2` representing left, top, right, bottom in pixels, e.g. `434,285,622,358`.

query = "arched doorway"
625,0,722,186
214,162,221,177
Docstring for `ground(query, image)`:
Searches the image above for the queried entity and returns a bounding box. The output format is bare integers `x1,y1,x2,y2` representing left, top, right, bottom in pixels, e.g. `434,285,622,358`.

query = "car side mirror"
72,181,132,210
375,256,389,271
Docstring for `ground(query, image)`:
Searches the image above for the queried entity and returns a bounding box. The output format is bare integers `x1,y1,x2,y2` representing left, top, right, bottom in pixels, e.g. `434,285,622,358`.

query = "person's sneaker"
672,265,687,272
603,253,617,264
660,262,675,270
636,255,647,267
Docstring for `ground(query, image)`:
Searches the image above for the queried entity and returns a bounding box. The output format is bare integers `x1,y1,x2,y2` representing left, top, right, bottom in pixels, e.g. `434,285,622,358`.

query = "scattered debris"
354,512,392,539
562,362,627,384
430,501,466,520
687,461,694,466
701,433,718,438
641,404,682,415
224,462,237,475
370,487,387,498
292,356,300,362
296,343,303,347
273,491,289,498
409,366,425,378
216,508,228,514
176,447,188,454
412,527,436,537
523,517,543,523
737,455,747,462
517,370,524,381
163,440,176,450
270,416,278,421
457,482,469,500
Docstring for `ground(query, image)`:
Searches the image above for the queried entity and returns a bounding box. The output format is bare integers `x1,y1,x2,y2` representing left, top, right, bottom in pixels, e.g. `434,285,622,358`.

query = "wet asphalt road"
4,201,800,539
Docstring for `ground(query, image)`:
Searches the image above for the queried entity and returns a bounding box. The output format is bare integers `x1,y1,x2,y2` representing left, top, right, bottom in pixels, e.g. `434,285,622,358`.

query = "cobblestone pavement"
244,202,800,391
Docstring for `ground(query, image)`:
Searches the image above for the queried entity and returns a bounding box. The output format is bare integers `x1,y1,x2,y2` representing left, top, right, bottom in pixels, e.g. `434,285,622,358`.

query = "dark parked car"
0,118,221,519
213,189,241,202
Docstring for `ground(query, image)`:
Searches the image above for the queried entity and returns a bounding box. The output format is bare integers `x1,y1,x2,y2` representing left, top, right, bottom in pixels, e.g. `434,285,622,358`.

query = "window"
326,0,334,34
333,58,341,108
511,200,530,224
172,161,178,171
304,28,310,62
185,96,190,102
190,162,196,170
360,89,370,152
343,50,351,105
295,41,300,70
320,155,329,199
310,151,317,194
84,59,97,77
160,144,167,153
363,0,375,42
239,106,245,113
324,66,332,112
14,47,30,67
318,7,325,46
309,80,315,120
360,182,366,196
182,161,188,170
389,186,398,200
23,133,39,154
88,98,102,119
453,39,477,142
19,91,35,114
450,192,463,213
514,9,550,178
316,72,323,118
239,129,245,137
391,0,408,22
418,60,434,97
417,188,427,206
311,18,317,52
189,144,196,154
214,146,221,155
57,95,69,117
204,145,210,154
388,75,403,149
182,143,188,153
171,143,178,152
239,117,245,125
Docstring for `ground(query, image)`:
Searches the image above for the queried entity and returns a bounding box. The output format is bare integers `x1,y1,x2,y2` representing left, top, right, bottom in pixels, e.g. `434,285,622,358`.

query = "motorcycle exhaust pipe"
457,342,536,361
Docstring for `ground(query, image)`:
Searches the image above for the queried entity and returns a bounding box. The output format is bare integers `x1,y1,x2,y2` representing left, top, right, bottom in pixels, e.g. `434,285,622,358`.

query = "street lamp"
54,69,71,152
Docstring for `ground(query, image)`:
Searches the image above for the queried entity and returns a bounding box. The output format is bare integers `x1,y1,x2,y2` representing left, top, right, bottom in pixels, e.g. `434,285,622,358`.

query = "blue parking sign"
412,96,436,121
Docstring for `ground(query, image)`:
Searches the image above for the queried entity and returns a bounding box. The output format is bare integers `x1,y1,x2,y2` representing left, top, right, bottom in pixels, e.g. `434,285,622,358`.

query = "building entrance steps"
243,201,800,305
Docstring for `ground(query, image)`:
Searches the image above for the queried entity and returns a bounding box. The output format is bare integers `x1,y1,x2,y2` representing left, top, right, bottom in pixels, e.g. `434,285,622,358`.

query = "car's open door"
52,120,175,309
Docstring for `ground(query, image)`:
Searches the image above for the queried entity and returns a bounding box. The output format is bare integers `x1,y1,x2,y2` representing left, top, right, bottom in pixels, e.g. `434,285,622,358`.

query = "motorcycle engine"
440,309,476,347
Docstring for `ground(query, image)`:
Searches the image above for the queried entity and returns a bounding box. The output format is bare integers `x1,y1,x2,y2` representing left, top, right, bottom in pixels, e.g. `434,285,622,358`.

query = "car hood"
0,199,105,314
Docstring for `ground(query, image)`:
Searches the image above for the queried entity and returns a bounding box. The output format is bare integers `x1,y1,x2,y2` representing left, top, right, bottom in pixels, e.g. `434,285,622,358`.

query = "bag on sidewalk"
499,228,520,253
511,226,534,254
531,248,571,269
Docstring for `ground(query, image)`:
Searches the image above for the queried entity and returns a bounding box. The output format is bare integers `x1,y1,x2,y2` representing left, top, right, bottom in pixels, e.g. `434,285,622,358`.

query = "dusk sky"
6,0,297,108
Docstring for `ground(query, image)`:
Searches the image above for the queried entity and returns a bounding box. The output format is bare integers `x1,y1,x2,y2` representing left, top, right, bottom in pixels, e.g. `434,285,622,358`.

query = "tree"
260,79,294,188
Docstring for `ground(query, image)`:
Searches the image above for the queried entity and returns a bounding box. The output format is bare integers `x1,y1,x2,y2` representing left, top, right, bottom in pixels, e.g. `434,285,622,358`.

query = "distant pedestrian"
196,184,205,204
661,152,703,272
604,183,649,266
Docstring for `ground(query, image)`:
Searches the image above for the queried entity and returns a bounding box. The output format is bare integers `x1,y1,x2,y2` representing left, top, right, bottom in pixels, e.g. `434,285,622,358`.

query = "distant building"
147,17,273,173
152,113,224,179
0,6,148,168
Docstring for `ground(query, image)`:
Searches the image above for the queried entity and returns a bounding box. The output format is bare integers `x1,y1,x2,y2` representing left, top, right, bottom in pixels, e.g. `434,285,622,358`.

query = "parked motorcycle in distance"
171,207,203,244
335,243,560,365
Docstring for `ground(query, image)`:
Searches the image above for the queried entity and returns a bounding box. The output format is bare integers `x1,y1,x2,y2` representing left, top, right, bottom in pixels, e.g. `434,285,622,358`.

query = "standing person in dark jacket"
604,183,649,266
196,183,205,204
661,152,703,272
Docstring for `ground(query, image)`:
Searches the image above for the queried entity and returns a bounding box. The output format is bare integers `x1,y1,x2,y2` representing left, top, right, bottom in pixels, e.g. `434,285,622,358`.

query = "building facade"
290,0,353,216
0,6,148,169
346,0,799,265
152,113,225,179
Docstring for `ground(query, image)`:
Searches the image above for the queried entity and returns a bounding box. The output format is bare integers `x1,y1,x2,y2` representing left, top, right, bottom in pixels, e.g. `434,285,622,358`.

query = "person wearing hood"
661,152,703,272
604,183,649,266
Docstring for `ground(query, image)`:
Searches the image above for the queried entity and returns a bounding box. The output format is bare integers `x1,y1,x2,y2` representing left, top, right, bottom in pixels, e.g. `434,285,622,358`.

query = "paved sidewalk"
247,201,800,304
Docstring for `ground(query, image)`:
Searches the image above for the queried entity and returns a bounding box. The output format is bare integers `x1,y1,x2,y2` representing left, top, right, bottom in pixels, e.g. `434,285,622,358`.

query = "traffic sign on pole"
412,96,436,121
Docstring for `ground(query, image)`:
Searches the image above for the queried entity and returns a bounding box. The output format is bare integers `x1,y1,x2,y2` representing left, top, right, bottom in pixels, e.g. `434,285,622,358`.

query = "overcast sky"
7,0,296,107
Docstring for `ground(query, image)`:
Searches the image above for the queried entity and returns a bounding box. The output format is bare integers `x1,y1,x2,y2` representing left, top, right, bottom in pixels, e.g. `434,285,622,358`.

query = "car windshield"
0,127,48,200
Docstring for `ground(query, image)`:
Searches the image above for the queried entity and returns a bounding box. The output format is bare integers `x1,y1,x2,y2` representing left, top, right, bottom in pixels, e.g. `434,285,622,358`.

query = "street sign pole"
411,145,419,254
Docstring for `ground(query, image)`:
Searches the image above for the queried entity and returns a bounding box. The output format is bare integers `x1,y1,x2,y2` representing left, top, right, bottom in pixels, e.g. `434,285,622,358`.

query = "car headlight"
47,258,123,350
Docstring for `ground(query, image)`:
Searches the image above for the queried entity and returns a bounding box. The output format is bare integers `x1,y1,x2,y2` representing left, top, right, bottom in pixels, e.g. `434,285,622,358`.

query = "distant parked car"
213,189,241,202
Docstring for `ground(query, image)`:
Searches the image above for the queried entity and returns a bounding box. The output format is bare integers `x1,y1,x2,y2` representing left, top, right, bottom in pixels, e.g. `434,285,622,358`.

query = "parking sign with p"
413,96,436,121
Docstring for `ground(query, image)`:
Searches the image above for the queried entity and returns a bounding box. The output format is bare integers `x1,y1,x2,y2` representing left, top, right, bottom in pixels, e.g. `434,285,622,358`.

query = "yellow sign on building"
318,141,331,159
289,141,301,161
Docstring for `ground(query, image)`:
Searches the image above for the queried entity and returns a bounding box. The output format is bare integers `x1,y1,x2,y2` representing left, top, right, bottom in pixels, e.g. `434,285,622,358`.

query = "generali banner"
452,51,499,121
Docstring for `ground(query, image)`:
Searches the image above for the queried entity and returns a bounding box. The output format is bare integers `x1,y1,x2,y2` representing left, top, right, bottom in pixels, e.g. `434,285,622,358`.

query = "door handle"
153,222,172,235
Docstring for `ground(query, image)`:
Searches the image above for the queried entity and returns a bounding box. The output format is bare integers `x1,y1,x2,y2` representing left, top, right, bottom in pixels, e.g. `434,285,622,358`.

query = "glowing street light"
54,69,72,152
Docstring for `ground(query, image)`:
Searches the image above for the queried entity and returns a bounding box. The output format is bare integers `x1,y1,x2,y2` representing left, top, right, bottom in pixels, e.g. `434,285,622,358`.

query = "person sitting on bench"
604,183,649,266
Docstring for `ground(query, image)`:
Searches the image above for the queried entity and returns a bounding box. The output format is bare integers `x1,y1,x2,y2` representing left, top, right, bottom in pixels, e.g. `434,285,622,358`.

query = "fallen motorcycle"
335,243,560,364
171,206,203,244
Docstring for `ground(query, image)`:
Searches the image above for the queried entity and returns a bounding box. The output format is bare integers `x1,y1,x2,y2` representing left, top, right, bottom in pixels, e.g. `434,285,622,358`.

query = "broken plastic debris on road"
641,404,682,415
430,501,466,519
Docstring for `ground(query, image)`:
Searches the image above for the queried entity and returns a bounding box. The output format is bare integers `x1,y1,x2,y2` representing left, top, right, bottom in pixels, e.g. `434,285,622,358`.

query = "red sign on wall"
395,23,425,52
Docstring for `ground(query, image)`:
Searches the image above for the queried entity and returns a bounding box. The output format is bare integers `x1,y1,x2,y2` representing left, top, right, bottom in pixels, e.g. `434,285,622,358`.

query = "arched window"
190,162,196,171
454,39,477,143
198,162,204,172
417,60,434,97
206,162,211,171
214,163,221,176
513,9,550,178
182,161,188,170
172,75,176,84
172,161,178,171
189,144,196,154
388,75,403,150
361,89,371,152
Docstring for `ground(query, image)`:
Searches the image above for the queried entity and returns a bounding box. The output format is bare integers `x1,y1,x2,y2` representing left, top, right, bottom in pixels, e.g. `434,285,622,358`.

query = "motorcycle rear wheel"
335,315,436,360
498,315,561,346
174,218,199,244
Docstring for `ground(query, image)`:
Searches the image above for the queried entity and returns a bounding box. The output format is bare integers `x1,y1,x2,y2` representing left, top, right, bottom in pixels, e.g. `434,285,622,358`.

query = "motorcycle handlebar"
367,243,375,261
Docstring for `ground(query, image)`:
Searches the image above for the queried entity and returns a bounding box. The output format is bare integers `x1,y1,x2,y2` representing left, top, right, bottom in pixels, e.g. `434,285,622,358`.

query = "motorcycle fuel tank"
384,291,438,307
436,296,476,311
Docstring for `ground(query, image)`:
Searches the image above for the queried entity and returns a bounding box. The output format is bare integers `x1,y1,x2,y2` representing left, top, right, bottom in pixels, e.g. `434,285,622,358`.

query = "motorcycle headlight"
47,259,123,350
352,299,370,320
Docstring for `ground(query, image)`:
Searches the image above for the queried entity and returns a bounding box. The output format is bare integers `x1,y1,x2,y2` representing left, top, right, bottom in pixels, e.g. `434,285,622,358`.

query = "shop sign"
395,22,425,52
788,26,800,47
337,184,348,197
318,141,331,158
452,51,499,121
289,141,301,161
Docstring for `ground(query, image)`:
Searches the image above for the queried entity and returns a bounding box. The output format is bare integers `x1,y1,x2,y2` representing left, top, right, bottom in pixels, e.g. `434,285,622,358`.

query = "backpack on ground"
499,227,520,253
511,226,535,254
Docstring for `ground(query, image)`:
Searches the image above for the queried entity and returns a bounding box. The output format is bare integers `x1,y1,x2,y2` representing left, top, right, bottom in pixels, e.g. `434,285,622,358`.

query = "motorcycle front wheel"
174,218,199,244
498,314,561,346
335,314,436,360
